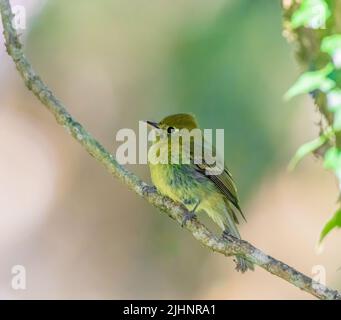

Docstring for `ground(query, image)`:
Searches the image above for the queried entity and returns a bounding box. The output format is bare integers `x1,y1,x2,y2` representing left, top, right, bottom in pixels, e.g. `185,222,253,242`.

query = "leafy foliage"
288,128,332,170
285,0,341,241
291,0,330,29
321,35,341,68
284,64,334,100
324,147,341,172
320,209,341,242
321,35,341,56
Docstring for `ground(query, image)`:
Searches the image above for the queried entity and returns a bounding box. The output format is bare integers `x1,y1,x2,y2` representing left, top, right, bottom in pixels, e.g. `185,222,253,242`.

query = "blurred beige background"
0,0,340,299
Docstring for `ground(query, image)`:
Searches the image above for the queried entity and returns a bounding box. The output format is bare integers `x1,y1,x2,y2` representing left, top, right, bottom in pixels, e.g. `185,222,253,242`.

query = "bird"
146,113,254,272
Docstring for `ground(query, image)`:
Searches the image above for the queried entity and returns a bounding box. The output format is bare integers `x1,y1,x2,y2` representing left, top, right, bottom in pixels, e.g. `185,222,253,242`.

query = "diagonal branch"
1,0,340,300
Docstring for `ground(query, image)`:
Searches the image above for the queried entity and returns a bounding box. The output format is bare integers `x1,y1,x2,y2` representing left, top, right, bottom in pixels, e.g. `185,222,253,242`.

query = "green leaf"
332,50,341,68
319,209,341,243
291,0,330,29
284,64,334,100
323,147,341,171
327,89,341,112
321,35,341,68
288,129,332,170
326,89,341,130
334,110,341,131
319,77,336,92
321,35,341,55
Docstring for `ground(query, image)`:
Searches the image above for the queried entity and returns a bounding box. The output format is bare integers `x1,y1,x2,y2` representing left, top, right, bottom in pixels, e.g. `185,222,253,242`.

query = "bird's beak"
145,120,159,129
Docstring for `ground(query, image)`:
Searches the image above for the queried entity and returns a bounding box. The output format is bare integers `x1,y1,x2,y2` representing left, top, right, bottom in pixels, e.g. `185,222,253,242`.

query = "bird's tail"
224,210,254,273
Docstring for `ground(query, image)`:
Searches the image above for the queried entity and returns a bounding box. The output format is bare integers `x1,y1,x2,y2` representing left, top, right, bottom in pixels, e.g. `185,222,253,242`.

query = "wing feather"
186,135,246,222
195,163,246,222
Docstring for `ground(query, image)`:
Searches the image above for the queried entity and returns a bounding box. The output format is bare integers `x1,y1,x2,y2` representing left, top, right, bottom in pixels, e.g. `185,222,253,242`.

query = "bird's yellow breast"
149,163,183,203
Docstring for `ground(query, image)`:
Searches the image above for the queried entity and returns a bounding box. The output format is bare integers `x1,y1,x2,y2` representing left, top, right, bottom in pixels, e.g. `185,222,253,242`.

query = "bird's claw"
181,211,197,227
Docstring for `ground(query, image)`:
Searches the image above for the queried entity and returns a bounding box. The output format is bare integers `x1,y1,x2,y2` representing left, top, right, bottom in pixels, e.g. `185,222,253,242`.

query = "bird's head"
146,113,198,134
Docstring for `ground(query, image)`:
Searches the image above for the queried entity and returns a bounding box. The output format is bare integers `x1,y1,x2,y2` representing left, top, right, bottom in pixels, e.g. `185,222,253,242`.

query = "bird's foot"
234,259,248,273
142,185,157,195
181,211,197,227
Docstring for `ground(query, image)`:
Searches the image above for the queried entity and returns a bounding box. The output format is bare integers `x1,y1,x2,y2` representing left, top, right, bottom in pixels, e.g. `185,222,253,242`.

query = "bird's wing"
195,163,246,222
186,136,246,223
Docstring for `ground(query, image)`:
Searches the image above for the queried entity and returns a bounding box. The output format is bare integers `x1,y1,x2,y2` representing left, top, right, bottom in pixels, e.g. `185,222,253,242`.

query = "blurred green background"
1,0,340,299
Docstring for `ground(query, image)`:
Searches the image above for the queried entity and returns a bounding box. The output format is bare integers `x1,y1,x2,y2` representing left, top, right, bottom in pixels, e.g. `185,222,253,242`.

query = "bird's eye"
167,126,175,134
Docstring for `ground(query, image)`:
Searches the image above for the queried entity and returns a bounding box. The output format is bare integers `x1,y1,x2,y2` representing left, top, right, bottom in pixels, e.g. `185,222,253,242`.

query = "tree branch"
1,0,340,300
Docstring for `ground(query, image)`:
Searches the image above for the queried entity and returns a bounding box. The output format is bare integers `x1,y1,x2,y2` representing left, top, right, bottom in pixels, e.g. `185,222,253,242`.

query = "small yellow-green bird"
146,113,254,272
